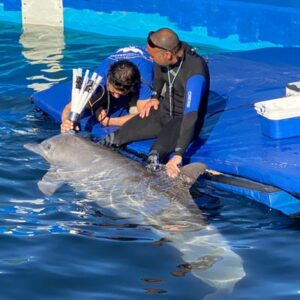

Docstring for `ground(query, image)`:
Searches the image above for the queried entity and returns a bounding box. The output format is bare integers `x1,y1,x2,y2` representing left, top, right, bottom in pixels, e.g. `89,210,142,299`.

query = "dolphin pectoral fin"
180,162,207,185
38,168,65,196
38,180,63,196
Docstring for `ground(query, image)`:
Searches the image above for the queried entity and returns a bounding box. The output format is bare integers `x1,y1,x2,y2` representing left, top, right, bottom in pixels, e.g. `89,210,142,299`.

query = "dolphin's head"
24,132,94,167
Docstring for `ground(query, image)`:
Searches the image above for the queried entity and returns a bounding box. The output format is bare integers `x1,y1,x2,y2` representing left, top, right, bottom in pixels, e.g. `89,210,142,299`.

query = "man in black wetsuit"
103,28,210,178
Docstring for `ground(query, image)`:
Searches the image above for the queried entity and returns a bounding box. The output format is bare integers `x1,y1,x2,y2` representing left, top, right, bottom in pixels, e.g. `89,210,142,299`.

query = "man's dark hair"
108,60,141,93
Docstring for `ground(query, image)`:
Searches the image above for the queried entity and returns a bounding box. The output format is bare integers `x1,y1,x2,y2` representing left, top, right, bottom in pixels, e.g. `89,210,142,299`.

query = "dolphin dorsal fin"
180,162,207,186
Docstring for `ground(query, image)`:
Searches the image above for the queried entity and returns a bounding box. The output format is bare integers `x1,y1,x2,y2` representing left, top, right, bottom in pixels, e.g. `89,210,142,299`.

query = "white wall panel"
22,0,63,27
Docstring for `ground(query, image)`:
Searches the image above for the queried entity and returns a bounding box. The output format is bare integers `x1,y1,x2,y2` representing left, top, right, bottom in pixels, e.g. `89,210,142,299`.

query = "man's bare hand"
139,99,160,118
166,155,182,178
60,119,79,133
98,110,110,127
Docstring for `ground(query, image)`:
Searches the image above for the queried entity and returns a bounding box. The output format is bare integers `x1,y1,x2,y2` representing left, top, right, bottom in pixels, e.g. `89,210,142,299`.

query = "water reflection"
19,24,66,91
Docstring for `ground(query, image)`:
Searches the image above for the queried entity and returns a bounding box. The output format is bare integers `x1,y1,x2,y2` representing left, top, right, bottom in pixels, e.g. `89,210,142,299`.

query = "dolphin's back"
45,133,144,173
24,133,245,294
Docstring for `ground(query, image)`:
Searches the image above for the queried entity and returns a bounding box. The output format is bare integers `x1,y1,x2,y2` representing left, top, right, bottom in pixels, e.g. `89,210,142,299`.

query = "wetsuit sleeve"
152,64,166,100
174,74,207,156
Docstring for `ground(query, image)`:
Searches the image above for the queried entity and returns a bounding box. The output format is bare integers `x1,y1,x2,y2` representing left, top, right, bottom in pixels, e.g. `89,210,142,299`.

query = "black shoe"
146,151,162,172
97,133,118,149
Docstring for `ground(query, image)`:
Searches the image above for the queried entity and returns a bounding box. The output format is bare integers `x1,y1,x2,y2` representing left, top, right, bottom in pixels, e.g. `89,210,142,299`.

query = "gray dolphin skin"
24,132,245,299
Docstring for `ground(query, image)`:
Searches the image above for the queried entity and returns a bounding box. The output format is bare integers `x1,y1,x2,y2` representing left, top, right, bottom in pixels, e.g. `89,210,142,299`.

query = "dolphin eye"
46,143,51,150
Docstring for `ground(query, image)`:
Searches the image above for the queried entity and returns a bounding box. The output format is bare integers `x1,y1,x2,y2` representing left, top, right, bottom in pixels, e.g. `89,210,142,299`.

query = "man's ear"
164,51,173,61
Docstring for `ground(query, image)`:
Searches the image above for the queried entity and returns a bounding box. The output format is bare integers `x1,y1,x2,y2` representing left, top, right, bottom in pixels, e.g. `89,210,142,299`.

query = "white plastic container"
254,95,300,139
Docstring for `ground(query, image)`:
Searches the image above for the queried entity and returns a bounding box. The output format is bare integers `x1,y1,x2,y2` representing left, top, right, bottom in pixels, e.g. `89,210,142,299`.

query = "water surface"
1,21,300,300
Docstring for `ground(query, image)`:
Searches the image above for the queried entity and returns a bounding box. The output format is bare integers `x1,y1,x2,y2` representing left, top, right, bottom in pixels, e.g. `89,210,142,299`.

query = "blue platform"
32,47,300,216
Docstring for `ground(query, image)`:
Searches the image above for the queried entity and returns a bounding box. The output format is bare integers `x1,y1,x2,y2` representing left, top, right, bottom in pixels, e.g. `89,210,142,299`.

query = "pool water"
1,20,300,300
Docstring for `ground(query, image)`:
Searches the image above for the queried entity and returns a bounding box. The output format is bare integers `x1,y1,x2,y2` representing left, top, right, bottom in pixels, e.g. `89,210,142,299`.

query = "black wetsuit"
111,42,210,162
87,85,137,121
82,45,154,122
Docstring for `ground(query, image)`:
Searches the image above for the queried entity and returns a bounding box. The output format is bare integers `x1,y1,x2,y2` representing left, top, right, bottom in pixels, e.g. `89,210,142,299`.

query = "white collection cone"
68,68,103,124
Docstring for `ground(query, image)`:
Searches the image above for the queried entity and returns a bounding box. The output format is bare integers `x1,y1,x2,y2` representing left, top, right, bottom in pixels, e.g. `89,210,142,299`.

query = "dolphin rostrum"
24,132,245,298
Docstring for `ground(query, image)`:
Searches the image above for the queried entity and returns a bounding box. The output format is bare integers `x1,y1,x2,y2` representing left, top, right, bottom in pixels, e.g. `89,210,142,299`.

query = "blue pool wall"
0,0,300,50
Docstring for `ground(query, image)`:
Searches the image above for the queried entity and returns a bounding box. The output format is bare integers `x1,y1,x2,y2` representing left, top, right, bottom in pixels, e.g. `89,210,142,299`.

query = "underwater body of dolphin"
24,132,245,298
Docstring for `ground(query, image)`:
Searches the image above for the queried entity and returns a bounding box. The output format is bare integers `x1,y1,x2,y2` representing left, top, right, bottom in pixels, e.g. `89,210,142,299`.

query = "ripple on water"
1,19,300,300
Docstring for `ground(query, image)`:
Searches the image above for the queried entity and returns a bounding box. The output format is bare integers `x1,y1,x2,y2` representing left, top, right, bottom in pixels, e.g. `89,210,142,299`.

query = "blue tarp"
32,47,300,214
193,48,300,195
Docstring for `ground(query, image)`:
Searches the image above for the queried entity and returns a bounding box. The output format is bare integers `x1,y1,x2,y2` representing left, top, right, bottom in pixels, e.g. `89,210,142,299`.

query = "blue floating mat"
32,47,300,216
34,82,71,123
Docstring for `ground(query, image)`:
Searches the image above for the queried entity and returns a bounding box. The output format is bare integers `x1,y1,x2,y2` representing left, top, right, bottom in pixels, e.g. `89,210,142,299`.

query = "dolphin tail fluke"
180,162,207,185
202,286,234,300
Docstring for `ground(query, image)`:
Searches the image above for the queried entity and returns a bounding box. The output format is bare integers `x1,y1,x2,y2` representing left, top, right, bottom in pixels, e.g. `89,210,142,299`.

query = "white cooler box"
254,95,300,139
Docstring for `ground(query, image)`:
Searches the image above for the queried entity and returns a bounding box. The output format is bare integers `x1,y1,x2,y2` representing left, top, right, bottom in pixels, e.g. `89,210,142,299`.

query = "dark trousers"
113,108,182,162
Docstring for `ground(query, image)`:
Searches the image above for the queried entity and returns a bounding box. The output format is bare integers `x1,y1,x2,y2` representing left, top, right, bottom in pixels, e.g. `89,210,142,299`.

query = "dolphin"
24,132,245,298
